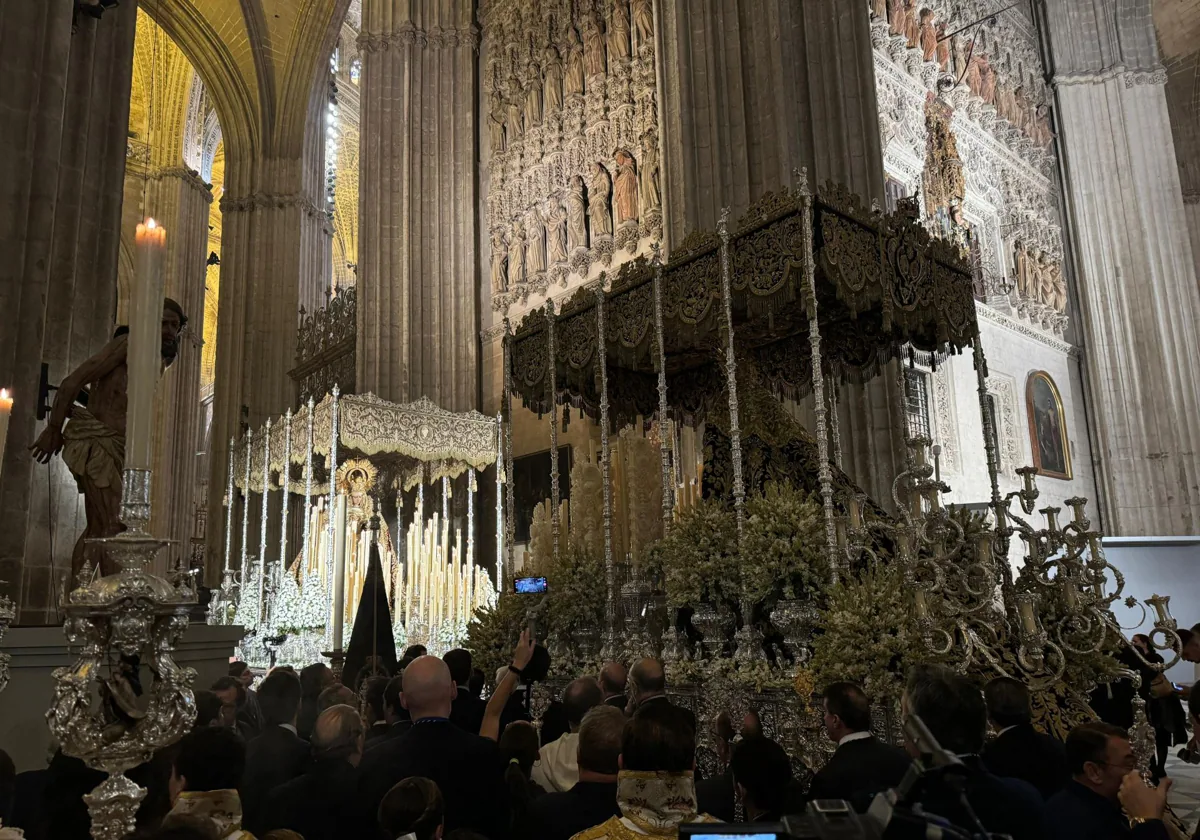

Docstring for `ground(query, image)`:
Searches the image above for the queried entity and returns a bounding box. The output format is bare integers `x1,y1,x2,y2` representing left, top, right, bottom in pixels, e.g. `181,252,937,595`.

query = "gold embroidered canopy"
233,393,499,495
509,182,978,425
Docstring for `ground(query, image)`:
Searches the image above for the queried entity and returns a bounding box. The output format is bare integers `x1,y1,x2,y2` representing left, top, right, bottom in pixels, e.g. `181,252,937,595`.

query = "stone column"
147,168,213,569
0,1,137,623
657,0,904,504
355,0,478,412
1044,1,1200,535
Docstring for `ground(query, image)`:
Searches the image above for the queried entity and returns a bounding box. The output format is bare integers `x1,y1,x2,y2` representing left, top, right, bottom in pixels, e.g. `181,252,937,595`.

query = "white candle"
0,388,12,481
331,492,348,651
127,218,167,470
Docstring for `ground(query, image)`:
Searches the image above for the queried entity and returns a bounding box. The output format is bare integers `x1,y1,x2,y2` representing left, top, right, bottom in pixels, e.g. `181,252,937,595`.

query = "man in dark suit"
365,675,411,751
731,735,793,822
599,661,628,711
628,658,696,734
903,665,1045,840
1044,721,1171,840
241,668,310,834
807,681,911,810
261,704,368,839
982,676,1069,800
358,655,509,838
528,705,624,840
444,648,487,734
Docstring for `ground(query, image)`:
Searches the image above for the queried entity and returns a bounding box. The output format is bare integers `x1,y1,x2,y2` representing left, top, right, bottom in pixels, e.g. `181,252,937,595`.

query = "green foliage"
741,482,829,607
643,500,740,609
547,543,607,640
808,557,940,701
465,591,529,681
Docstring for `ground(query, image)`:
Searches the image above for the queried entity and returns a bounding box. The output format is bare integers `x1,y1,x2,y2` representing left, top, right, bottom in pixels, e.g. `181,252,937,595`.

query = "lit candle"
848,495,862,529
331,492,348,651
0,388,12,480
127,218,167,471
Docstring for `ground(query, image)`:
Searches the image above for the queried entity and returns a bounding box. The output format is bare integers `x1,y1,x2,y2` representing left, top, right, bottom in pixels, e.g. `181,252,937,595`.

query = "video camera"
679,715,1012,840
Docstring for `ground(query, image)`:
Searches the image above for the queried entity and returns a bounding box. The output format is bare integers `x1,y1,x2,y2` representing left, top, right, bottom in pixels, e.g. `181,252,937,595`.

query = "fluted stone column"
0,1,138,622
355,0,478,412
146,169,213,567
1044,1,1200,535
657,0,904,504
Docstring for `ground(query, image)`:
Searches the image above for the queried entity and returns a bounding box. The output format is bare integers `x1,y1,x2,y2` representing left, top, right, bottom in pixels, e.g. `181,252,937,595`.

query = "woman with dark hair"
499,720,545,837
378,777,444,840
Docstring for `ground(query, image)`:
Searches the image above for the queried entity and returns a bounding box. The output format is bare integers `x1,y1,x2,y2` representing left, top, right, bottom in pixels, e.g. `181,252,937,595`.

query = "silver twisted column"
596,285,616,653
547,300,561,561
716,209,746,538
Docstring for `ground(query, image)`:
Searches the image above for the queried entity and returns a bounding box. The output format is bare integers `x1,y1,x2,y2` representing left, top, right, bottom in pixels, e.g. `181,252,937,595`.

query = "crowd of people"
1,626,1197,840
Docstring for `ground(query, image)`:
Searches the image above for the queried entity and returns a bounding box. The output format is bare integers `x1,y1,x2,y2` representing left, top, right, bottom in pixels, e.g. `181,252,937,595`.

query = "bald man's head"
599,661,627,698
312,704,365,765
401,655,456,721
630,658,666,703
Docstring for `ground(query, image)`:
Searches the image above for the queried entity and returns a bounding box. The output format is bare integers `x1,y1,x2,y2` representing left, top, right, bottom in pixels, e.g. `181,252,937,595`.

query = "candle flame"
0,389,8,400
146,217,158,229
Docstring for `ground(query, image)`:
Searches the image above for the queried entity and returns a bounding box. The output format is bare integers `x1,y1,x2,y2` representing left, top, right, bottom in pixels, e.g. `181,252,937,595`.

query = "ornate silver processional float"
210,393,502,670
486,171,1180,776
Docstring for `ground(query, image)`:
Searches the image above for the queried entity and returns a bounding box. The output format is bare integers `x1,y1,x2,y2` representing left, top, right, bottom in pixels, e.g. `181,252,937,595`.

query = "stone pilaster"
145,168,213,570
1045,1,1200,535
0,1,137,622
657,0,903,505
355,0,478,412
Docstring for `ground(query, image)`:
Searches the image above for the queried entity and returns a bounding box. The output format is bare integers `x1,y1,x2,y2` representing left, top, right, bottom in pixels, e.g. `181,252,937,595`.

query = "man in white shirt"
534,677,604,793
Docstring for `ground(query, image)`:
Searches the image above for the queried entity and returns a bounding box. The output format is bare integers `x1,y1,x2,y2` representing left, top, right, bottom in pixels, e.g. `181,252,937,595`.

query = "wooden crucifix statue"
30,299,188,579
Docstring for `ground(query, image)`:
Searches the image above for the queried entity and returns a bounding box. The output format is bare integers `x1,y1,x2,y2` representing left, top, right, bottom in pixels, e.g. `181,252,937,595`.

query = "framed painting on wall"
1026,371,1071,480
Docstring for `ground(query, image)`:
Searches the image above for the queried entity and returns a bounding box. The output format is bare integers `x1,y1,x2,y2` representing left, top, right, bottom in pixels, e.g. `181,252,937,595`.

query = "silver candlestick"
46,468,197,840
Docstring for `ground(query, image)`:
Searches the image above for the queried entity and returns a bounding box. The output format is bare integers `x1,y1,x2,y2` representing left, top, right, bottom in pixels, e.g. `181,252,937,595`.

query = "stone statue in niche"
584,12,607,78
567,174,588,251
588,162,614,239
1013,86,1031,133
609,0,632,62
487,91,507,152
505,73,524,141
1049,262,1066,312
935,21,950,69
640,133,661,212
1012,241,1028,299
872,0,888,22
888,0,906,36
919,9,937,62
490,229,509,294
979,55,996,105
966,54,983,97
565,26,585,97
1034,109,1052,147
525,60,543,127
903,0,920,47
996,83,1013,123
526,209,546,276
545,198,568,266
633,0,654,45
1037,251,1055,307
614,149,639,224
509,220,527,286
543,45,564,115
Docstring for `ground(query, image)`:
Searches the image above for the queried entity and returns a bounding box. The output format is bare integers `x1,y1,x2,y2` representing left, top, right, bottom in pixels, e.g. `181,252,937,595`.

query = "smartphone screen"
513,576,548,594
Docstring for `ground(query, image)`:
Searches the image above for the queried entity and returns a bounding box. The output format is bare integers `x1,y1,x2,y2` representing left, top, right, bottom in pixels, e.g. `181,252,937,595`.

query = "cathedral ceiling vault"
140,0,352,186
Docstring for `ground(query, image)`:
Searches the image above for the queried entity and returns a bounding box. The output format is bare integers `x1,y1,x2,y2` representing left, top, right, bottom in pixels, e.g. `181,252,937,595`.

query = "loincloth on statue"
62,408,125,492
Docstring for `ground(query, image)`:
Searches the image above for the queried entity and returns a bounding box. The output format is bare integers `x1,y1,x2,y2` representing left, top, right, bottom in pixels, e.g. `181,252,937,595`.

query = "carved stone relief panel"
931,364,962,476
482,0,661,314
872,0,1070,338
986,371,1022,481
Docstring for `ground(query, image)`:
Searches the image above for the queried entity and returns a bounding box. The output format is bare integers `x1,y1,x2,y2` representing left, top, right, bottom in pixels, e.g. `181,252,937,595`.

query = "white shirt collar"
997,725,1019,737
838,731,873,747
280,723,298,735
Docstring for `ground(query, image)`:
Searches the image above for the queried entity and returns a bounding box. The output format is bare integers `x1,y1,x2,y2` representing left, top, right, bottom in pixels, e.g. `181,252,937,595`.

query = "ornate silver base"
83,773,146,840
